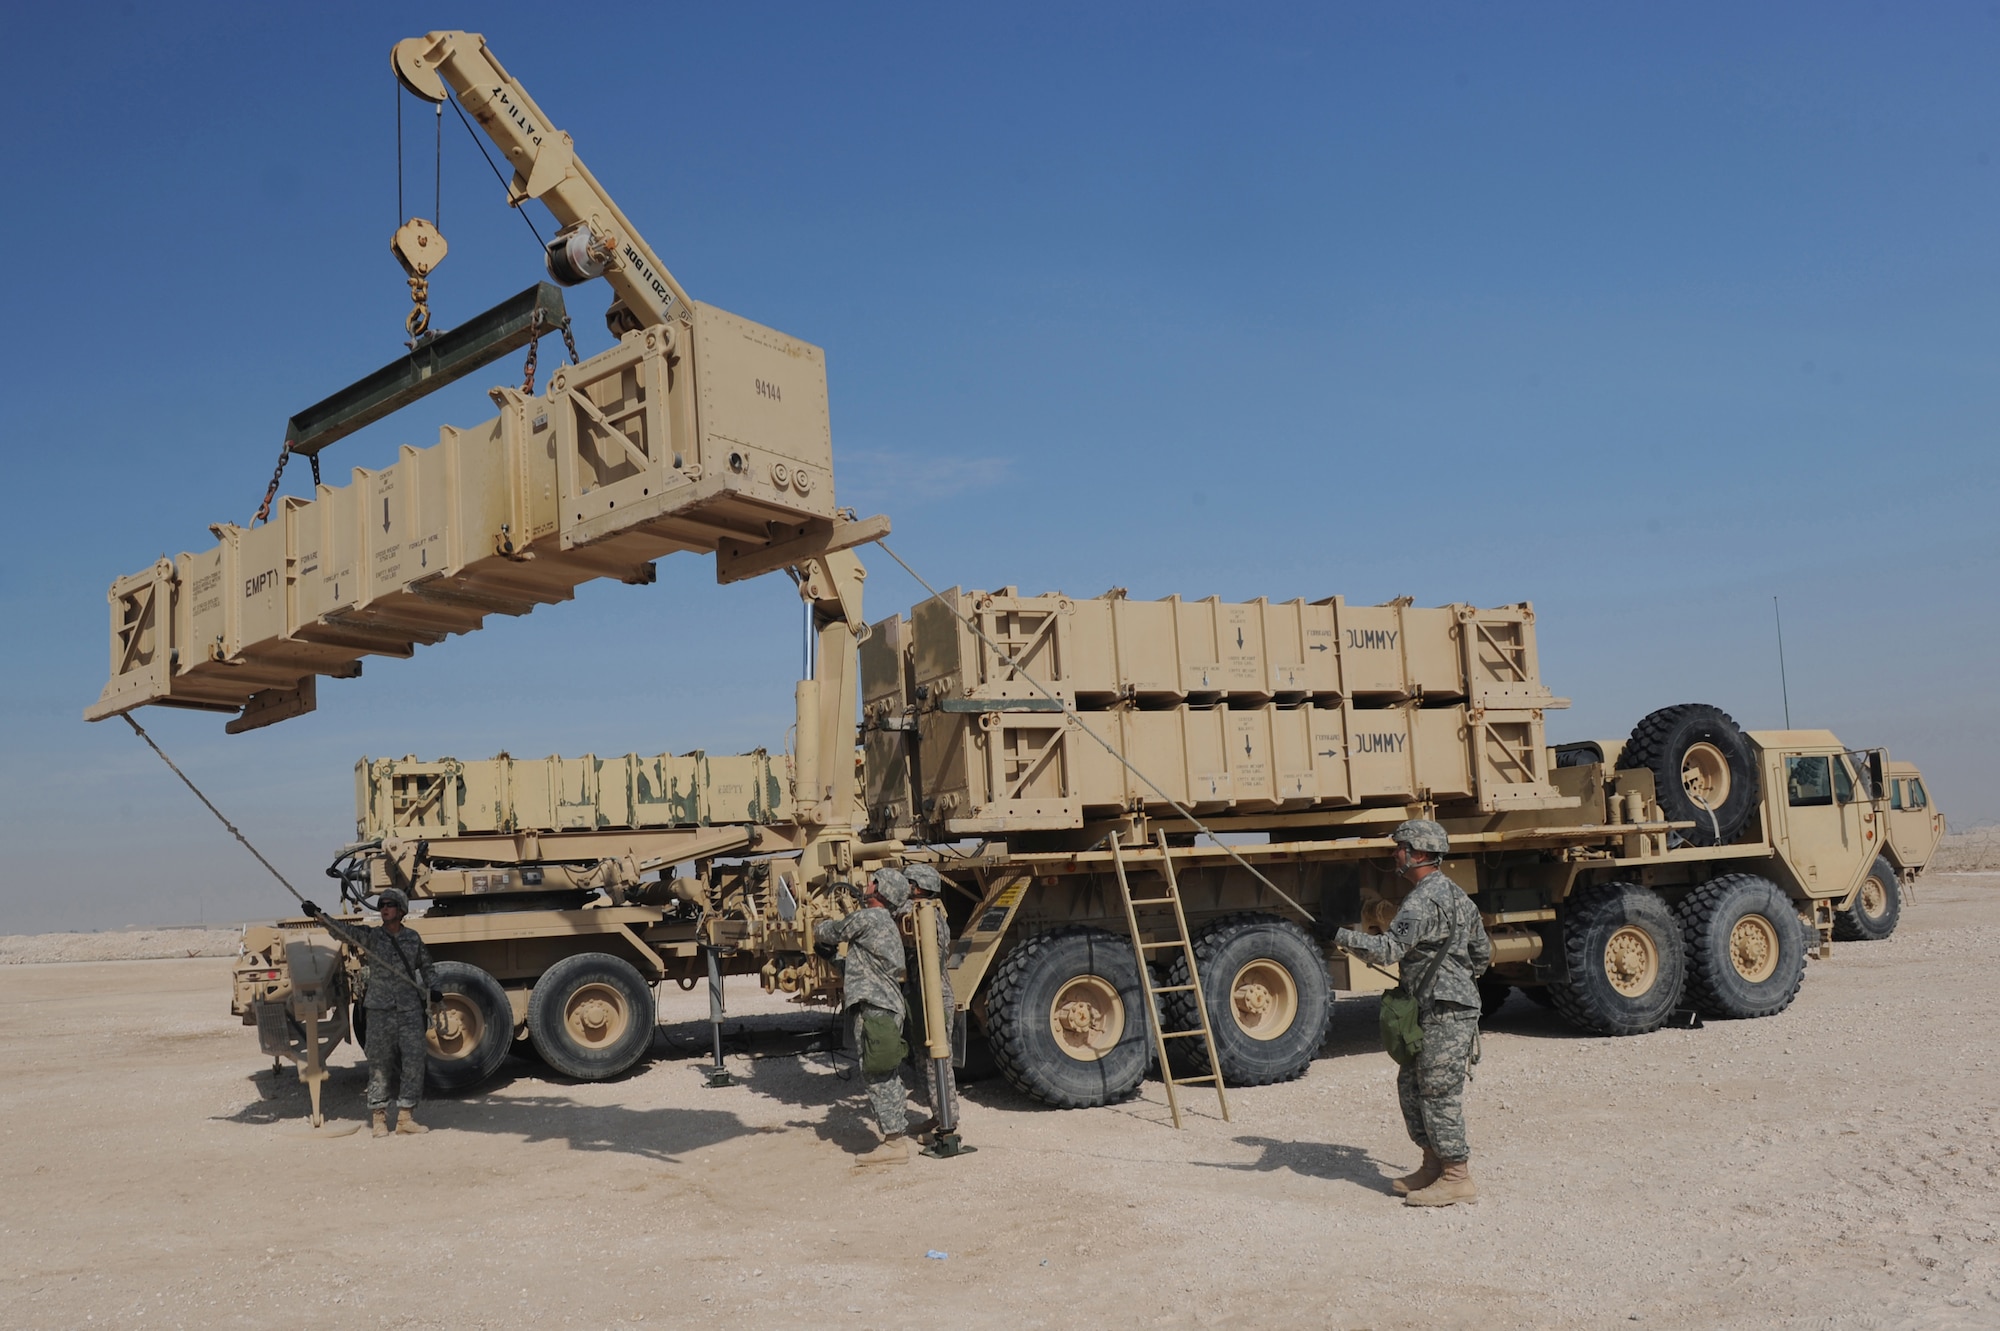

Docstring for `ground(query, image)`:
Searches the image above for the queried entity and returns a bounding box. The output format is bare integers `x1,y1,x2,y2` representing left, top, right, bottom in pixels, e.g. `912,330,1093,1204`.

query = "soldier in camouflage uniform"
815,867,915,1164
899,863,958,1140
1335,819,1492,1206
313,887,440,1138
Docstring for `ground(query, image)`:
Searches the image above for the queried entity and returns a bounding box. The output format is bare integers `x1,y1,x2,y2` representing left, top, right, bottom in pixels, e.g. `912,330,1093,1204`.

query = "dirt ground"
3,877,1997,1331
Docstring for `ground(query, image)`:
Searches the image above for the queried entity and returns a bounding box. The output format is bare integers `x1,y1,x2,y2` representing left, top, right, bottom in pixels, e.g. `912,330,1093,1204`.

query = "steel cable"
121,714,427,1000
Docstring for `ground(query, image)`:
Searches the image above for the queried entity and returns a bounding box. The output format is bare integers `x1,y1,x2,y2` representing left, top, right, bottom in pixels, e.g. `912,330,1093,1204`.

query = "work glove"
298,899,323,918
429,988,445,1006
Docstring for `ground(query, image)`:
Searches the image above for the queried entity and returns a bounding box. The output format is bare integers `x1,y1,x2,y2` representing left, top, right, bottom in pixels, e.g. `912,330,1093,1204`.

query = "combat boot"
394,1109,429,1135
856,1132,910,1165
1391,1147,1442,1196
1404,1158,1477,1207
371,1110,389,1139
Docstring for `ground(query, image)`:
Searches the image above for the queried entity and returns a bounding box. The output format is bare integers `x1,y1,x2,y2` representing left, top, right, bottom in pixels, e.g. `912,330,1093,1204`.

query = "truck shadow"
1325,990,1590,1052
1193,1136,1399,1193
217,1058,759,1163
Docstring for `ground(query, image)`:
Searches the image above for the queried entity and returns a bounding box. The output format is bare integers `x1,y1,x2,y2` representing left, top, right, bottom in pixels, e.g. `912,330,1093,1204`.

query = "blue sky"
4,3,1995,932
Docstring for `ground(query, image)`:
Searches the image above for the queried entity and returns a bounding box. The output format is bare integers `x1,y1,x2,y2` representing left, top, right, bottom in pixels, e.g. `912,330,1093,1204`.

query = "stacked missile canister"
356,750,792,840
861,588,1570,837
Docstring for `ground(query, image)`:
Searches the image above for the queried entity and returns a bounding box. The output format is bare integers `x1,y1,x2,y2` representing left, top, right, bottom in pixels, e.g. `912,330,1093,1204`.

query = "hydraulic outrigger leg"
702,945,734,1088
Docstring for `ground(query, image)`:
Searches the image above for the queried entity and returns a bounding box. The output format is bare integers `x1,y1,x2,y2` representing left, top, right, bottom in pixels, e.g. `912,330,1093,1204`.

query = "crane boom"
392,31,692,334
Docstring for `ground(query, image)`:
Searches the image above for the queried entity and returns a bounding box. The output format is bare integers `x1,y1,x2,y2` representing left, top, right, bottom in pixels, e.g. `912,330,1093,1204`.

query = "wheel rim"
1048,975,1125,1062
1860,874,1889,921
1681,742,1733,812
562,982,630,1050
1728,914,1781,983
1603,926,1660,997
428,994,485,1062
1228,960,1299,1041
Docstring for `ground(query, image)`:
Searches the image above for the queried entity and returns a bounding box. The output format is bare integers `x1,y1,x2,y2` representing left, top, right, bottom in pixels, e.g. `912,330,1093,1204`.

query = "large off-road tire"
425,960,515,1093
987,927,1149,1108
525,952,656,1081
1549,882,1686,1036
1676,874,1807,1020
1833,855,1903,942
1162,914,1332,1086
1619,704,1759,846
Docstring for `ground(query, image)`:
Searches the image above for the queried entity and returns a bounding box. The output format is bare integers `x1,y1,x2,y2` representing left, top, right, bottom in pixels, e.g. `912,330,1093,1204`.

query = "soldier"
1334,819,1492,1206
305,887,440,1138
900,862,958,1140
815,867,916,1164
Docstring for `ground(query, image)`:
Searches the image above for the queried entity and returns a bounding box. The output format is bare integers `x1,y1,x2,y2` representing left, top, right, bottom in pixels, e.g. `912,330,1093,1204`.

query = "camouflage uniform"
900,864,958,1116
815,888,911,1137
354,923,438,1112
1336,869,1491,1161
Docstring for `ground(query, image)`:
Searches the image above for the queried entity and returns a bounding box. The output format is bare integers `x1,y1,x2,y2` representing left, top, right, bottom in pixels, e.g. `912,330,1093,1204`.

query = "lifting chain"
249,445,324,527
406,274,432,340
521,309,580,396
521,307,545,395
251,446,292,527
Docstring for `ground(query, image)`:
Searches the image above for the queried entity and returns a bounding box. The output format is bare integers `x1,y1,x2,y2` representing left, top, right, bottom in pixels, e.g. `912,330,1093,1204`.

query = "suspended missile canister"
88,301,880,732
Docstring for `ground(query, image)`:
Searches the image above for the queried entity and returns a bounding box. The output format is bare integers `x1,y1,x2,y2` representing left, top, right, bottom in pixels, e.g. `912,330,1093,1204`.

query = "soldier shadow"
1193,1136,1397,1192
217,1053,759,1163
727,1028,895,1153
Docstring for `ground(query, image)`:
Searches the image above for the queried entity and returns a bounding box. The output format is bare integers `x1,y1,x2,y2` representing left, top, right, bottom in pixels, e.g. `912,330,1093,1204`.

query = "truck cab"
1882,759,1945,878
1752,731,1884,906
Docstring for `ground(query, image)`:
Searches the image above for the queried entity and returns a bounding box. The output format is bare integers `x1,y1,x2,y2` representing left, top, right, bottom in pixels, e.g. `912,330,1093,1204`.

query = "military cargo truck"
226,608,1940,1113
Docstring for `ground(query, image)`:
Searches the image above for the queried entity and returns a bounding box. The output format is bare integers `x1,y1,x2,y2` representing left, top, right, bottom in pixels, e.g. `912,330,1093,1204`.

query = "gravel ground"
1,875,1995,1331
1933,830,2000,873
0,928,241,964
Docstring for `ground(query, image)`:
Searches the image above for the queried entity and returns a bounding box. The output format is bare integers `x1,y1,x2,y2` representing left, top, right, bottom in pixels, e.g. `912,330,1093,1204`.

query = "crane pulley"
391,31,694,336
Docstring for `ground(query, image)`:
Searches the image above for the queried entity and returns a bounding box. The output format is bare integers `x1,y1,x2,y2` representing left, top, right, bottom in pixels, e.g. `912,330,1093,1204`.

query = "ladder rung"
1172,1074,1220,1085
1138,940,1186,950
1159,1029,1208,1039
1126,897,1176,906
1151,984,1198,994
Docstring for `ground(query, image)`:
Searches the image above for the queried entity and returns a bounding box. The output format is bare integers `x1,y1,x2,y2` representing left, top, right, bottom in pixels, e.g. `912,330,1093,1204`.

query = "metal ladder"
1110,829,1231,1128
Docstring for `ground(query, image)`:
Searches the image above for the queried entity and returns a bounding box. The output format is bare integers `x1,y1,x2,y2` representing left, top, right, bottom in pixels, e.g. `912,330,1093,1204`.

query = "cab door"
1888,773,1945,870
1775,752,1868,897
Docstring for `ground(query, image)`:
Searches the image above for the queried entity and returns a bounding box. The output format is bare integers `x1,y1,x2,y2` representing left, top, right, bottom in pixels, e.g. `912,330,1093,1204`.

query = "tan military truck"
95,32,1939,1119
226,596,1939,1113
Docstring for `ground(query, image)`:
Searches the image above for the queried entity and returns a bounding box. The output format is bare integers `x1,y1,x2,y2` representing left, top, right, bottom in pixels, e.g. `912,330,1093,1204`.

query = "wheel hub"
1234,983,1274,1017
428,995,483,1059
1861,876,1887,918
1047,975,1124,1062
1729,914,1780,983
1228,960,1299,1040
1681,741,1732,811
1054,1001,1101,1035
1603,926,1660,997
563,982,629,1048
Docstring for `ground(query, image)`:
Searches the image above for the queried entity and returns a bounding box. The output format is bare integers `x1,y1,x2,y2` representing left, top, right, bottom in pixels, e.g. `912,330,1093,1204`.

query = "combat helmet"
870,866,911,909
1388,819,1450,857
376,887,411,913
903,863,943,897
